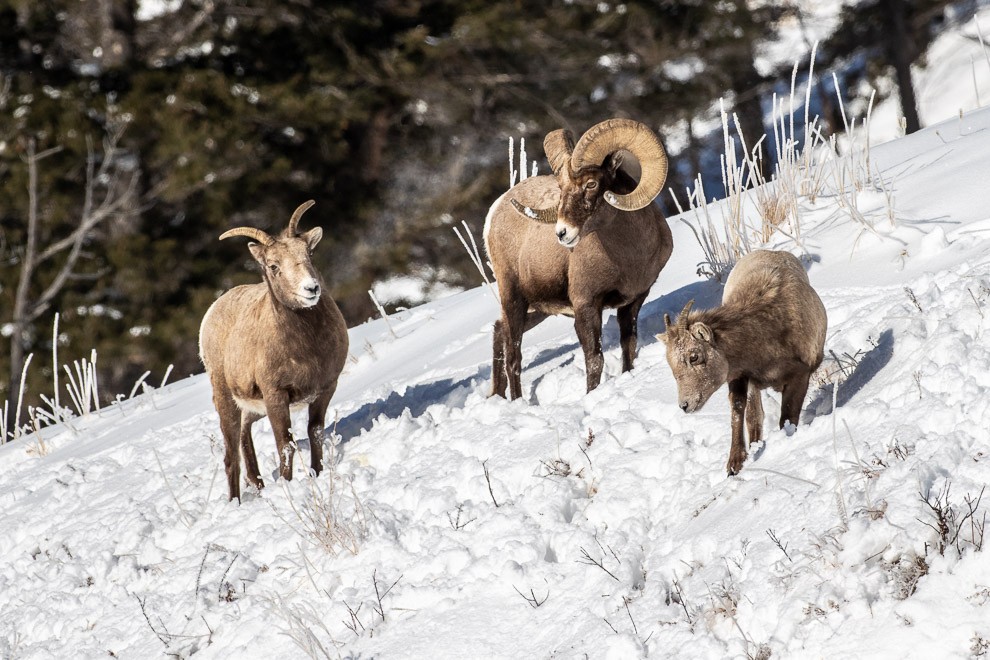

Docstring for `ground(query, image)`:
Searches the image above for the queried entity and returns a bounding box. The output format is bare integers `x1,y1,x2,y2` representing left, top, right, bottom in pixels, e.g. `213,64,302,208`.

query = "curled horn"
287,199,316,236
570,118,668,212
676,299,695,329
510,198,557,224
543,129,575,176
219,227,274,245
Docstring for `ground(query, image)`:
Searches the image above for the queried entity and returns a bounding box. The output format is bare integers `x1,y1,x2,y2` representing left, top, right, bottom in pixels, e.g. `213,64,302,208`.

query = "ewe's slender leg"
726,377,749,475
263,390,295,481
501,294,529,401
617,292,648,372
213,384,243,501
745,381,764,445
307,389,335,477
239,410,264,491
574,299,605,392
780,371,812,429
491,319,508,398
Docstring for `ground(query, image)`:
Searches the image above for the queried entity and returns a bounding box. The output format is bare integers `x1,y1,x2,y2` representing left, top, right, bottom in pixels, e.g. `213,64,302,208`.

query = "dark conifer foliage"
0,0,967,421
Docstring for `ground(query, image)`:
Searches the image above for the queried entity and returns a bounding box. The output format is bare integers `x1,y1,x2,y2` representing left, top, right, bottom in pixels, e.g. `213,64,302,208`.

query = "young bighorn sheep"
660,249,827,475
199,200,349,501
484,118,673,399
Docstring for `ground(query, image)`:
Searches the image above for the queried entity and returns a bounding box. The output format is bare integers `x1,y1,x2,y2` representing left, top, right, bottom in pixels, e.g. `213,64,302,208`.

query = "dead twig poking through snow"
372,570,402,624
446,504,476,531
512,584,549,608
904,287,924,313
766,529,794,563
918,482,987,556
577,538,620,582
670,574,694,627
482,459,500,508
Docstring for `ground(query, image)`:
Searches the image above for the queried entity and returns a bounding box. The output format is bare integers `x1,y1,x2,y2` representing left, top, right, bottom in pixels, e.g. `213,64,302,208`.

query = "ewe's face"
249,228,324,309
553,162,615,248
661,322,729,413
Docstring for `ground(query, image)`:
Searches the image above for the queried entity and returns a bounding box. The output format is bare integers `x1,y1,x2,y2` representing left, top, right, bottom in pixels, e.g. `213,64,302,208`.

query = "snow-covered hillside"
3,96,990,660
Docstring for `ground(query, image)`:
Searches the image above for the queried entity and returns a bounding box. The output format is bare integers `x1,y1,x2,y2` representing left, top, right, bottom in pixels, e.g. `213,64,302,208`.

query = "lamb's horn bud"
676,299,695,329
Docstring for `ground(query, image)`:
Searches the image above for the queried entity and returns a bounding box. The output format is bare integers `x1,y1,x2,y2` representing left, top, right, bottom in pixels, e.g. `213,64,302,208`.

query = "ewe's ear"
248,242,266,265
690,322,713,344
303,227,323,252
656,331,668,344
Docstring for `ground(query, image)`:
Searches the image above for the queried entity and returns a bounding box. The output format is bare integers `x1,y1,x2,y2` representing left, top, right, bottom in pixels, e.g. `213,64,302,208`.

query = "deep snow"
3,35,990,660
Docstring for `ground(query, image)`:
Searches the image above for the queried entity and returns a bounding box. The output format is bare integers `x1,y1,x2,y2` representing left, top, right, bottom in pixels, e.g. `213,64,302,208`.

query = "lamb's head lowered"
220,200,324,310
661,300,729,414
510,118,668,248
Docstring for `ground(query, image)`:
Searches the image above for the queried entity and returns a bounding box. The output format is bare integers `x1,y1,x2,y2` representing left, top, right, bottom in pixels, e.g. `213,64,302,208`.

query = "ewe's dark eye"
689,352,700,365
269,263,280,274
584,180,598,190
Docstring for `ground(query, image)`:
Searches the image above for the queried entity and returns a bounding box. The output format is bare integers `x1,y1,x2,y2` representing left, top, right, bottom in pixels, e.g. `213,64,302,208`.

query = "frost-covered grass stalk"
274,441,366,557
13,352,34,442
367,290,397,339
683,41,895,278
63,349,100,417
452,220,497,301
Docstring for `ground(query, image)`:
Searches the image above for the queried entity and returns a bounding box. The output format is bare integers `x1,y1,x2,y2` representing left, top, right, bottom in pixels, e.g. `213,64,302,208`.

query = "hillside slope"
2,106,990,659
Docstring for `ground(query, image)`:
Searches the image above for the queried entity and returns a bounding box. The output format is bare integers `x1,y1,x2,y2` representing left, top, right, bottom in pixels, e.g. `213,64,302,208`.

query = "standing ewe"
484,118,673,399
199,200,349,501
660,249,827,475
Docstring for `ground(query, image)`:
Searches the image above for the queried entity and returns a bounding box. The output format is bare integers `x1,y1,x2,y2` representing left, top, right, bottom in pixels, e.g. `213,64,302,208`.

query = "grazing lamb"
199,200,349,501
660,249,827,475
484,118,673,399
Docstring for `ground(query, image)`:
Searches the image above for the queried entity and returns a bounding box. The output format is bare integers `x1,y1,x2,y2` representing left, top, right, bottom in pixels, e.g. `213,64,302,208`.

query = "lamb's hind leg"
746,381,764,445
780,371,812,430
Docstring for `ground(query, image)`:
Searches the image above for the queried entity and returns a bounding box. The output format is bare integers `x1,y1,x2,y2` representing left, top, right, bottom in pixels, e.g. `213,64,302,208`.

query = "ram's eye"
584,180,598,190
269,263,280,274
688,352,700,365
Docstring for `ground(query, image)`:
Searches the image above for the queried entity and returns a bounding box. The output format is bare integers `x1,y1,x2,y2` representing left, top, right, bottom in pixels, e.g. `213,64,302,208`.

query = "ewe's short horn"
510,198,557,224
676,299,695,329
287,199,316,235
570,118,668,212
219,227,274,245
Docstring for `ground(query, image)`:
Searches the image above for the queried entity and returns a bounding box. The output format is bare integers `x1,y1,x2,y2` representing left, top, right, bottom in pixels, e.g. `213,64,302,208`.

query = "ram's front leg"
264,389,295,481
574,299,605,392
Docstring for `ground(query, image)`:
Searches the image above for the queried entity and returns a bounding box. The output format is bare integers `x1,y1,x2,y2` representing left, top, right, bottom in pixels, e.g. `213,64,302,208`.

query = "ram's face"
249,229,324,310
661,321,729,413
552,164,614,248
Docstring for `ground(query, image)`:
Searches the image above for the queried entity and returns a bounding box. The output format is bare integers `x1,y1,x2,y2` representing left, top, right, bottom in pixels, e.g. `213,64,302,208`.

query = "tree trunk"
886,0,921,134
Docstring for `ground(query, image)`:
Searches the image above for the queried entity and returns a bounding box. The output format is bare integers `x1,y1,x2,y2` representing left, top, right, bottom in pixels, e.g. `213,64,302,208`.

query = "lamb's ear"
656,331,668,344
248,242,266,265
690,322,713,344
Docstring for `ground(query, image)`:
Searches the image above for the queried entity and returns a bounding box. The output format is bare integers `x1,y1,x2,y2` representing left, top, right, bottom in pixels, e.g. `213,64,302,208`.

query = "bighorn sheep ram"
199,200,348,501
660,249,827,475
484,118,673,399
